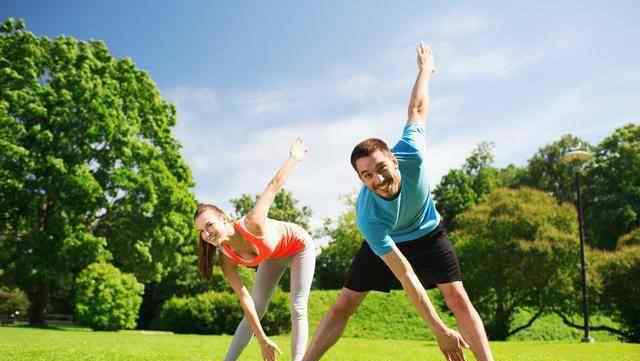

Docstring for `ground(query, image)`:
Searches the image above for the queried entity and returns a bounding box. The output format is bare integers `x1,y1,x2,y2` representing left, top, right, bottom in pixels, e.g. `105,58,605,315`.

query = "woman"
194,138,315,361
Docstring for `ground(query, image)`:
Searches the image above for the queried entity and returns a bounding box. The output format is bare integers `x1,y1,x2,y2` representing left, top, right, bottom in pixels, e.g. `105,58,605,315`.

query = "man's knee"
330,289,365,319
441,283,473,314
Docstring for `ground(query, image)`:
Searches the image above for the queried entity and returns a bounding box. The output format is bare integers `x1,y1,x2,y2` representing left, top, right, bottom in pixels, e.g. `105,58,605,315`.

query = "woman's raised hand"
289,137,308,161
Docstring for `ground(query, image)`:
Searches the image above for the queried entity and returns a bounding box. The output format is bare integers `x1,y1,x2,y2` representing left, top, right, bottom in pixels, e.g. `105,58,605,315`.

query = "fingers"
442,350,465,361
417,41,432,55
460,336,470,349
441,351,454,361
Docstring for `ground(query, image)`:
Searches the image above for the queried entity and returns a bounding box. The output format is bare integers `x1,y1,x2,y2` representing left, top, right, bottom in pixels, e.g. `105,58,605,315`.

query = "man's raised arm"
407,43,435,125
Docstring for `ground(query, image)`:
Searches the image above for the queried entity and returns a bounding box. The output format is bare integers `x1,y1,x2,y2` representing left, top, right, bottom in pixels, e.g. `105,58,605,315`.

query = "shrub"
597,245,640,342
0,287,29,317
158,290,290,335
74,262,144,331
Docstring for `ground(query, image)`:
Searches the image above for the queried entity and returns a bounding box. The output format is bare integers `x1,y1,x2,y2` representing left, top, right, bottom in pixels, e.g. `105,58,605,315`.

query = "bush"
74,262,144,331
0,287,29,317
158,290,290,335
597,245,640,342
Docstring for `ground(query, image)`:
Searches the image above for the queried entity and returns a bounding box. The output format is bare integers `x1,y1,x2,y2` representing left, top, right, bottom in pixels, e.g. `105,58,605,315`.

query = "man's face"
355,150,401,199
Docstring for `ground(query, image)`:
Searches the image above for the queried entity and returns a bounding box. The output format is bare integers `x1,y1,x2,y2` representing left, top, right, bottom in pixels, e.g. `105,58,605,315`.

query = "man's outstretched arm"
407,43,434,125
382,246,469,361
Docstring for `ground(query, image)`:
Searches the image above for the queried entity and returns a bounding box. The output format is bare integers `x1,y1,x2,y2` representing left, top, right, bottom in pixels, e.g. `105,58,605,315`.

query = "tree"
315,195,363,289
433,142,524,230
451,187,580,340
230,189,312,231
432,169,476,231
594,245,640,342
585,123,640,249
0,18,196,324
520,134,594,204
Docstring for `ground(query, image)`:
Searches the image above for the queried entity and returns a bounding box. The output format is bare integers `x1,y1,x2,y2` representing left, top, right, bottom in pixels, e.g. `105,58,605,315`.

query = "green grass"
1,325,639,361
308,290,622,341
2,289,633,360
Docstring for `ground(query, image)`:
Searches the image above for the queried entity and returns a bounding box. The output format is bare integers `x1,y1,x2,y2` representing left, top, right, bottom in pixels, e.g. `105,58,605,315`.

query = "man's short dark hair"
350,138,393,172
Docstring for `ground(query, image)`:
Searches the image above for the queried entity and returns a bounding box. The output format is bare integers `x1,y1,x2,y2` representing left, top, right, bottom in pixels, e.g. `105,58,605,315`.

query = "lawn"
1,325,638,361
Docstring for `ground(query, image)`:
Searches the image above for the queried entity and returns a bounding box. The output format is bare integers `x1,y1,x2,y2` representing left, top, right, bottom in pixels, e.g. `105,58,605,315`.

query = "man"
302,44,495,361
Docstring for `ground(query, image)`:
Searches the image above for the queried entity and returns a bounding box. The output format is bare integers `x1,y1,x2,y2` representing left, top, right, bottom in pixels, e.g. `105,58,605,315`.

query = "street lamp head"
561,149,594,164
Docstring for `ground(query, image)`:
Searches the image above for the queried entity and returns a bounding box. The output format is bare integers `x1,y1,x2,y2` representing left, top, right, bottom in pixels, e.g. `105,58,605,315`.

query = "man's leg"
438,281,494,361
302,288,368,361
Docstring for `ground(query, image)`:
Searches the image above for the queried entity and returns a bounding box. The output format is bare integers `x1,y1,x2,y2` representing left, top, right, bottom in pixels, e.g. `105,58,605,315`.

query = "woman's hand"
258,337,282,361
289,137,308,161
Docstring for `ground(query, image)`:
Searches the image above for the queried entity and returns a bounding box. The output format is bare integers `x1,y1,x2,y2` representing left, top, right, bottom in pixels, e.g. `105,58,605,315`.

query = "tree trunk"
27,282,49,326
489,300,511,340
137,282,157,329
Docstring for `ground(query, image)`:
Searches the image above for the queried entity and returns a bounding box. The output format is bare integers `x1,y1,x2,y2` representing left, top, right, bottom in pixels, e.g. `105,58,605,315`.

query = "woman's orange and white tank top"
220,218,309,267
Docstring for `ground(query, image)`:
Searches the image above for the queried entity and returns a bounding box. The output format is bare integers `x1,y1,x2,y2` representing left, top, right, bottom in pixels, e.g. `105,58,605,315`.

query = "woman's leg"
223,260,287,361
289,244,317,361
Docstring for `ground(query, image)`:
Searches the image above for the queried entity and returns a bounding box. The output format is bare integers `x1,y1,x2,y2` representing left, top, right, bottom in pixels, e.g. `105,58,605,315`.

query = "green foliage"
432,169,476,229
315,197,362,289
74,263,144,331
230,189,312,230
136,240,256,329
451,188,581,340
586,123,640,249
433,142,525,231
157,290,290,335
596,245,640,342
618,228,640,248
0,18,196,324
519,134,593,204
0,287,29,316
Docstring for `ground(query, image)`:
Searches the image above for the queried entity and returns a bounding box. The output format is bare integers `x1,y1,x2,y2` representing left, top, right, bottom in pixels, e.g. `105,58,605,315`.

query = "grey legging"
223,242,316,361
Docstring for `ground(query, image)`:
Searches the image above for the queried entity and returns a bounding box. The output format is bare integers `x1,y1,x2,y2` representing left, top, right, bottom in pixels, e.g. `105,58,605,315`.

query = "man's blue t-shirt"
355,122,441,257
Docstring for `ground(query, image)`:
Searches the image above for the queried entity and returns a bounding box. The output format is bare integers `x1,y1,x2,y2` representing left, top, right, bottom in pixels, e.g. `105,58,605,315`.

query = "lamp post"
561,149,594,343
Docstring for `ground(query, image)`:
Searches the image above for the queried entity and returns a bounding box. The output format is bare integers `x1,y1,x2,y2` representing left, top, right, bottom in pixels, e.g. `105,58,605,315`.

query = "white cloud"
235,90,288,115
448,50,514,79
336,72,380,101
436,12,489,39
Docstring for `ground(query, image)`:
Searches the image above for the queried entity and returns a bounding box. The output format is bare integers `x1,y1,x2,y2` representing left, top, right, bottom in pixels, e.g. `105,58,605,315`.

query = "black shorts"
344,223,462,292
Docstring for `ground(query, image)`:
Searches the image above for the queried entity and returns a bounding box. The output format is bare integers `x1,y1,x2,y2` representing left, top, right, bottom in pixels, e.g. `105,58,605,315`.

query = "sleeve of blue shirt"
392,122,426,156
358,218,395,257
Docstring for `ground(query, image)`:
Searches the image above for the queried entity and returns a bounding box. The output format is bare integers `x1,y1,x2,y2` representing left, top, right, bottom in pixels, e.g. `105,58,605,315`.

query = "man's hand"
435,328,470,361
289,137,308,161
417,42,435,74
259,337,282,361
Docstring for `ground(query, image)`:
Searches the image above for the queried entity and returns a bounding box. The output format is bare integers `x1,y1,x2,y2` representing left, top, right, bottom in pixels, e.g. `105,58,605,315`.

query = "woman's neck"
224,223,249,250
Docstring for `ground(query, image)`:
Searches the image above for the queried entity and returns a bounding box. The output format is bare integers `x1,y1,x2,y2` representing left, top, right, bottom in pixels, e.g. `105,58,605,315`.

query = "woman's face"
194,209,229,247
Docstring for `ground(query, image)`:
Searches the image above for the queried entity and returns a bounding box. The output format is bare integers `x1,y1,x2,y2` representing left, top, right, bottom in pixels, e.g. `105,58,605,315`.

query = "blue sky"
3,1,639,227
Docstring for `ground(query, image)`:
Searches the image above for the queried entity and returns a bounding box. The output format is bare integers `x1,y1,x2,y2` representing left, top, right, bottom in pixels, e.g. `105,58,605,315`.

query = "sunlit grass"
1,325,639,361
